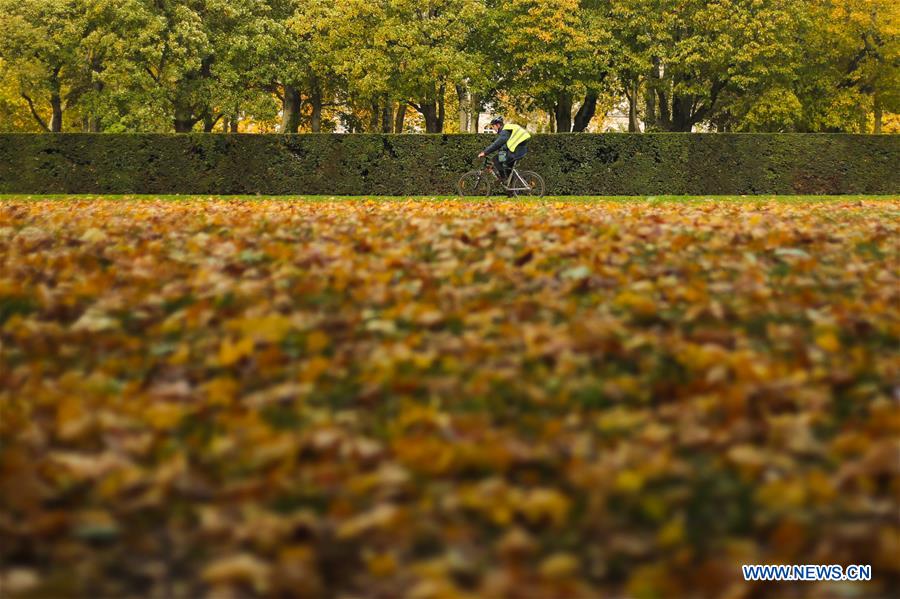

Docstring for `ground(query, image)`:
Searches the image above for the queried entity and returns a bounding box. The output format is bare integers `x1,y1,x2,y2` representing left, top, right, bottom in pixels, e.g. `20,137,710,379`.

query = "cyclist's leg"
506,145,527,180
505,158,518,184
511,144,528,165
492,154,504,180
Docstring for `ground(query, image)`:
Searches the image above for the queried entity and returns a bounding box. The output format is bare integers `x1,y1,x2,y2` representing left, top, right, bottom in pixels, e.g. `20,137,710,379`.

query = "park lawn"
1,197,898,598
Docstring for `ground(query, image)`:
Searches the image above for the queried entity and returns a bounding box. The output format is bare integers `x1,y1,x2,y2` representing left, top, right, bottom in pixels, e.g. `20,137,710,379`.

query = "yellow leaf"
518,488,570,527
614,470,645,493
337,504,401,539
306,330,329,353
299,356,331,382
614,290,656,317
145,403,186,430
202,553,271,594
219,336,255,366
658,516,685,547
539,553,579,580
815,331,840,352
251,314,294,343
366,552,398,577
203,376,239,405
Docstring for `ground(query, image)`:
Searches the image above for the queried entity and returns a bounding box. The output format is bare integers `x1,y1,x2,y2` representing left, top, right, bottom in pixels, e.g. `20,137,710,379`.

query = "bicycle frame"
483,157,530,192
459,156,543,198
504,168,532,193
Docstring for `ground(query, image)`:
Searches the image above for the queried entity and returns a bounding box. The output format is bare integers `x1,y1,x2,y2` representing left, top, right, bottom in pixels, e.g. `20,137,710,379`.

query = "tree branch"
694,79,727,123
21,94,50,132
65,83,92,109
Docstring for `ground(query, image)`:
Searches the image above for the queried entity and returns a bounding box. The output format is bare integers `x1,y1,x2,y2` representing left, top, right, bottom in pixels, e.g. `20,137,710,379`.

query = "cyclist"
478,117,531,186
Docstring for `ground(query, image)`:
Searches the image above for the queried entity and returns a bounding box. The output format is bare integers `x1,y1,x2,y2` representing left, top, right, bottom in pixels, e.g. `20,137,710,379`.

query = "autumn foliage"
1,198,898,598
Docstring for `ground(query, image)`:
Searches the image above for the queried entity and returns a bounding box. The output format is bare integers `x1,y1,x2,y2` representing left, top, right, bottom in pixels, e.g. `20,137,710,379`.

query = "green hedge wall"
1,133,898,195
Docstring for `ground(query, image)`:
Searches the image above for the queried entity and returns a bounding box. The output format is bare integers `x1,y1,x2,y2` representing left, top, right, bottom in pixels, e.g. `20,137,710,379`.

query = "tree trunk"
858,108,868,134
230,118,239,133
873,92,882,134
310,77,323,132
714,113,729,132
456,84,469,132
394,102,406,133
203,112,221,132
470,93,481,132
648,57,673,130
281,84,301,133
21,93,50,132
420,102,439,133
671,94,694,132
418,84,447,133
421,102,436,132
381,100,393,133
49,72,63,133
437,83,446,132
644,91,656,130
657,89,671,130
626,82,640,132
174,103,196,132
548,109,556,133
88,79,103,132
369,101,380,132
554,92,572,133
573,91,598,132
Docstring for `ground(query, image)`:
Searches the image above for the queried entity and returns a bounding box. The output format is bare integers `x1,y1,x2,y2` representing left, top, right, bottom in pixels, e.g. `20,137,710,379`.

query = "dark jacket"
484,129,528,160
483,128,512,155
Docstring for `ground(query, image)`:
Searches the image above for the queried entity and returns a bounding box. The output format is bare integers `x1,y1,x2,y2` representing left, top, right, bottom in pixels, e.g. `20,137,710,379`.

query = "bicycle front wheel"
516,171,545,198
457,170,492,197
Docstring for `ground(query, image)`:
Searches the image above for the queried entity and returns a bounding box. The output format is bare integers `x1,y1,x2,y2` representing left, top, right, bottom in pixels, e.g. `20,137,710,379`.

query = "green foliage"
794,0,900,133
500,0,610,110
0,0,897,133
324,0,487,132
0,0,142,131
1,133,897,195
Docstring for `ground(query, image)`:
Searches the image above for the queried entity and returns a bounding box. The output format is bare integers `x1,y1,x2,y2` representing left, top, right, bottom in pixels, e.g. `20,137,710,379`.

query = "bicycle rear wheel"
516,171,545,198
457,170,492,197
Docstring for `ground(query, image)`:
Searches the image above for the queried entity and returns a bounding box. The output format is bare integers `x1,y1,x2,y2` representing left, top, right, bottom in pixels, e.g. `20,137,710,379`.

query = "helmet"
489,117,504,126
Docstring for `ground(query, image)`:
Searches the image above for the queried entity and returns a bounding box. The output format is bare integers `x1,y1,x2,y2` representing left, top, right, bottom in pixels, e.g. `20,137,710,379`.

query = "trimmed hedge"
1,133,898,195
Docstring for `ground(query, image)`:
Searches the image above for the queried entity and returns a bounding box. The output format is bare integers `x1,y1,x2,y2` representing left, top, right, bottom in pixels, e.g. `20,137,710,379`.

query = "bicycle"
457,157,545,197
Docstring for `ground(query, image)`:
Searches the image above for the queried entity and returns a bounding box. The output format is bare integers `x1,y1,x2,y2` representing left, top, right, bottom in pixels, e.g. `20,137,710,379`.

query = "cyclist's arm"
483,129,511,154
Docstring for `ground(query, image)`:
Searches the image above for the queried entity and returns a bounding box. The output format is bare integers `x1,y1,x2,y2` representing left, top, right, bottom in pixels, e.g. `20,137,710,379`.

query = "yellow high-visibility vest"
503,123,531,152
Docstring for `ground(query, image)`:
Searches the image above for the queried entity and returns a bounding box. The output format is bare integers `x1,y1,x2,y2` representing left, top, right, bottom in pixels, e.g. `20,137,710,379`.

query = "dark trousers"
493,144,528,181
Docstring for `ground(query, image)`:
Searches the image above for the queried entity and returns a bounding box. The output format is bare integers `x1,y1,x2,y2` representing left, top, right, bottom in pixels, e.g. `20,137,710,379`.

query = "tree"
625,0,805,132
608,0,664,131
328,0,487,133
0,0,137,132
119,0,276,133
1,0,896,134
497,0,611,133
795,0,899,133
